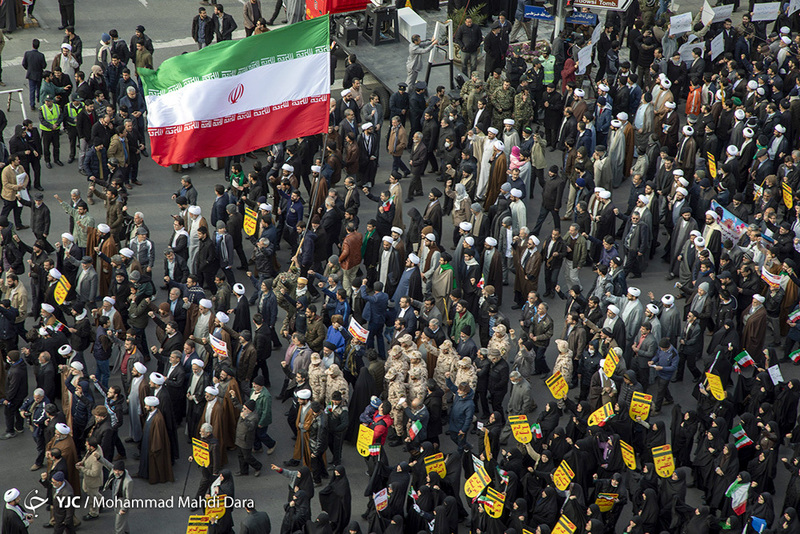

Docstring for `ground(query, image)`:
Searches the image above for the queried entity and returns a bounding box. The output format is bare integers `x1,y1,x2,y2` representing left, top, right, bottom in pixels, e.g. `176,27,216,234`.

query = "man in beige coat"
76,435,104,520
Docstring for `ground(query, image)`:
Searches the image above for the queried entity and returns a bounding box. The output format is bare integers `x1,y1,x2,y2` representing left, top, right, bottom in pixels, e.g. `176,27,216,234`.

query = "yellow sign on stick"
705,372,725,401
629,391,652,420
652,444,675,477
243,206,258,237
424,453,446,477
484,486,506,517
464,465,491,498
552,460,575,491
356,424,372,457
192,437,210,467
546,371,569,399
620,439,637,470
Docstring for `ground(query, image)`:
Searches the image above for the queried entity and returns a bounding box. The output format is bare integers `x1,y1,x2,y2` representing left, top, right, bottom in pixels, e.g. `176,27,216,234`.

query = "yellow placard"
464,465,491,498
424,453,447,477
552,460,575,491
483,428,492,462
705,372,725,401
512,423,532,444
553,515,577,534
204,495,226,522
707,152,717,179
356,424,372,457
484,486,506,517
243,206,258,237
595,493,618,512
783,181,794,209
629,391,652,421
192,437,210,468
545,371,569,399
603,349,619,377
620,439,636,470
652,444,675,477
186,515,210,534
54,277,71,305
588,402,614,426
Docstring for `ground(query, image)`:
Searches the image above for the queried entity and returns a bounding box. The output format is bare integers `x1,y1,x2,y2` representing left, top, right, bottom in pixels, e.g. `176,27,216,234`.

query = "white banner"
790,0,800,15
576,45,593,75
710,31,725,60
348,317,369,343
752,1,781,20
670,12,693,35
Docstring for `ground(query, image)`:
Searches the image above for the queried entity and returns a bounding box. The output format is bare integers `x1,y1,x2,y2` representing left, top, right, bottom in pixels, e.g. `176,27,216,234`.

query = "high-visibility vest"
65,103,82,126
541,55,556,85
40,105,61,131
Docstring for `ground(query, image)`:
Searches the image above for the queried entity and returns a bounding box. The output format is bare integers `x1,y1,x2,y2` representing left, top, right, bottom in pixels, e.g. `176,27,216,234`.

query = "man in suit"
540,228,566,298
213,4,237,42
407,132,428,201
472,98,492,133
50,471,76,533
158,350,187,426
22,39,47,110
185,360,209,439
163,247,188,285
676,310,703,382
149,314,185,373
422,188,443,237
359,280,389,357
36,351,58,402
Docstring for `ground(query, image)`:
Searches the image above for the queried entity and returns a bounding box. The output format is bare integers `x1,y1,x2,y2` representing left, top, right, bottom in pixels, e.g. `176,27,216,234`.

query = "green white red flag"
725,480,749,515
139,16,330,166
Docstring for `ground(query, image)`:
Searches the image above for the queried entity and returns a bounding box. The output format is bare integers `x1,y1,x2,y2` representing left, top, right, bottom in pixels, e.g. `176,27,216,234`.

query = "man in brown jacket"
1,154,27,227
243,0,263,36
89,185,124,242
338,222,362,296
304,305,326,353
387,116,410,177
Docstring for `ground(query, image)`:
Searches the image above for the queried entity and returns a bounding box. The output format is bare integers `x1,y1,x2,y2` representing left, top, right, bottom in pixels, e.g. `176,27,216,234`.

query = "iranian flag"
789,308,800,324
139,16,330,166
734,350,755,368
409,420,423,440
730,424,753,449
725,480,749,515
532,423,543,439
790,349,800,363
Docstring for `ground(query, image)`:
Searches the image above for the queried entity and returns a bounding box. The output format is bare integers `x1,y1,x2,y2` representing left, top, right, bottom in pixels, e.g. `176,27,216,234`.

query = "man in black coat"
543,84,564,148
212,4,238,41
357,123,379,188
483,23,508,81
239,503,271,534
50,472,76,533
225,205,248,270
486,348,510,416
2,350,27,439
22,39,47,110
36,351,58,402
192,7,215,49
163,247,189,284
532,166,565,235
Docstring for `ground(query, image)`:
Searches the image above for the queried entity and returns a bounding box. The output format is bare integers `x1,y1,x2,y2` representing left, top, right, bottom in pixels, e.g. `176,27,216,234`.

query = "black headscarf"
306,512,334,534
776,380,800,435
318,465,351,534
529,486,559,528
682,506,712,534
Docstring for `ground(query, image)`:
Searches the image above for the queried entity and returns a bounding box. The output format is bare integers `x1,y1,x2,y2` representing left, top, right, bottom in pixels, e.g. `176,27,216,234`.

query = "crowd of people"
3,0,800,534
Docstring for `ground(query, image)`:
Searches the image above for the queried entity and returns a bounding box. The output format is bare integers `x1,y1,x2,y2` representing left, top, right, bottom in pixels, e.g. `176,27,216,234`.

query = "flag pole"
292,132,329,264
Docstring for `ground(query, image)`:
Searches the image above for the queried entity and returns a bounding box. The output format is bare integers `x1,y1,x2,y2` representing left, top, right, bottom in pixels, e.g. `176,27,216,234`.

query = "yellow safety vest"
40,105,61,132
65,104,82,126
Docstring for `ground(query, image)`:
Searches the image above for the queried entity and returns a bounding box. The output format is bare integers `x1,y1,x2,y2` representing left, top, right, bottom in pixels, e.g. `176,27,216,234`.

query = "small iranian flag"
790,349,800,363
734,350,755,368
369,444,381,456
726,480,749,515
408,486,418,500
730,424,753,449
409,420,423,441
139,17,330,166
496,466,509,484
789,309,800,323
473,495,494,506
532,423,543,439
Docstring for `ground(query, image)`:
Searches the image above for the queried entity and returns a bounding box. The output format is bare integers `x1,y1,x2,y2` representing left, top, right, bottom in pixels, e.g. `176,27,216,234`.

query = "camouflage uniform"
308,355,327,403
487,328,511,359
433,340,459,392
407,368,427,402
460,73,480,100
386,368,408,437
455,357,478,390
407,351,427,380
514,91,535,130
324,364,350,406
385,346,410,387
486,75,504,102
417,338,439,378
491,86,515,131
274,269,299,335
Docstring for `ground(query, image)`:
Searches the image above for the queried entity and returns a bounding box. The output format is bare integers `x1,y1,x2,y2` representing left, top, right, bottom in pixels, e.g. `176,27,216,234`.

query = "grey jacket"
234,409,258,449
406,40,436,72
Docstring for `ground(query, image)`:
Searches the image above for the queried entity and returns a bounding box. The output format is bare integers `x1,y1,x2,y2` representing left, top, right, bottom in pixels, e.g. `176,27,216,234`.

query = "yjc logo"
23,490,48,517
228,83,244,105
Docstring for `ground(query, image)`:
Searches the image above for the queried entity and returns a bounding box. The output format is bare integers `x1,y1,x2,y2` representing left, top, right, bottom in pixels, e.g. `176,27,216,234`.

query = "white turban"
676,187,688,196
233,283,245,295
646,303,659,314
776,124,786,133
296,389,311,400
134,362,147,374
748,80,758,90
4,489,20,503
150,372,166,385
48,268,62,279
511,188,523,198
205,386,220,396
391,226,403,236
281,163,294,172
706,210,719,220
637,194,648,204
662,294,675,305
487,127,499,135
735,109,745,120
694,236,706,246
493,140,504,151
744,127,754,138
144,396,160,407
408,253,420,265
56,423,71,435
574,89,585,97
611,119,622,128
664,100,676,108
754,294,766,303
599,190,611,199
382,236,393,243
617,112,628,121
628,287,641,297
70,361,84,371
58,344,72,356
216,311,229,324
607,304,620,315
727,146,739,156
683,126,694,136
425,233,436,242
361,122,373,131
119,248,134,258
459,222,473,231
188,205,201,215
485,237,497,247
199,298,213,309
503,118,515,125
97,223,110,233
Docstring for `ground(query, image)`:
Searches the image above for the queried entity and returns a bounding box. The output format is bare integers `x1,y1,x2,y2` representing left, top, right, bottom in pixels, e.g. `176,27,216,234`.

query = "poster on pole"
752,2,781,20
591,22,603,47
669,13,692,35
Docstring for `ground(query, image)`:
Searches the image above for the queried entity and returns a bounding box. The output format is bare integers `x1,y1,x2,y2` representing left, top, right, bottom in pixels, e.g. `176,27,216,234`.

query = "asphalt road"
1,0,781,532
